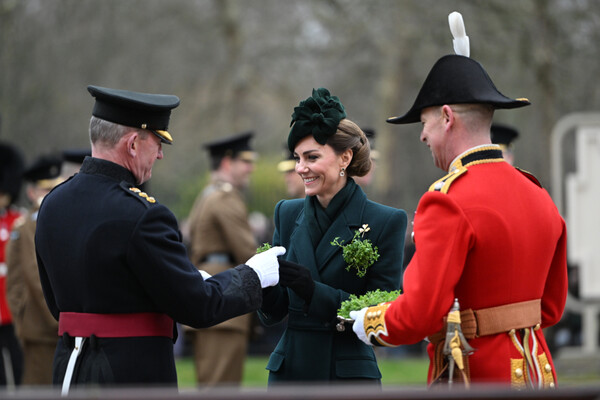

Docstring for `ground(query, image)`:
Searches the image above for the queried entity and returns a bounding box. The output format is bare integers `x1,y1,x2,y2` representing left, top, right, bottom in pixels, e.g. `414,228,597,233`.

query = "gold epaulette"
128,187,157,203
428,167,468,194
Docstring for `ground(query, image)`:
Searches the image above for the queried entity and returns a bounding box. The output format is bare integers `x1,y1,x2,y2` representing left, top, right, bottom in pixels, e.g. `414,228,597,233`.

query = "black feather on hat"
387,12,530,125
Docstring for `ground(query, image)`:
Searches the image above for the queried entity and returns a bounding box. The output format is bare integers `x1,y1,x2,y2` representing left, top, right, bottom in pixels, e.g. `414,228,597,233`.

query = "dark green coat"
259,185,407,383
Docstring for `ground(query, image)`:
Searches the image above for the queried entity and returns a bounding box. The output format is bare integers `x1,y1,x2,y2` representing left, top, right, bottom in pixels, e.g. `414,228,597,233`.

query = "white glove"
198,270,211,280
350,308,371,346
245,246,286,288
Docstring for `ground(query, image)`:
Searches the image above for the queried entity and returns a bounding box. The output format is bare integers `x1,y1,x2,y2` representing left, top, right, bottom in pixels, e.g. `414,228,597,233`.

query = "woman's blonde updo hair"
327,119,372,177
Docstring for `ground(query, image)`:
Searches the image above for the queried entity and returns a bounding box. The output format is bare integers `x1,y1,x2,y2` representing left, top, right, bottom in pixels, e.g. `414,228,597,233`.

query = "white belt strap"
61,337,86,396
1,347,15,390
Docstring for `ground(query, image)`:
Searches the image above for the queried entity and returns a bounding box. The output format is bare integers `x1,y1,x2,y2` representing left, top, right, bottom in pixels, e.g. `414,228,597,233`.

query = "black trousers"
0,324,23,386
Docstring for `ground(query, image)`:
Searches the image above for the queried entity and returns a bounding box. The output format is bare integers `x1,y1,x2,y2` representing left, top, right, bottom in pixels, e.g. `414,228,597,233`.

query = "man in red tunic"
0,142,25,387
351,14,567,389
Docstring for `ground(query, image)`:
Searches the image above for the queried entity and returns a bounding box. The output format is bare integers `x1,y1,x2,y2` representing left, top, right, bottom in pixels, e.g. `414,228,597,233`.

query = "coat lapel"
315,187,367,272
289,209,322,282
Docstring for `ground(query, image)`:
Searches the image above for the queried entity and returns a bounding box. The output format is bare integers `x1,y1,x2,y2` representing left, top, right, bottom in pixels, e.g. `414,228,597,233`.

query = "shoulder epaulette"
428,167,468,194
120,182,158,206
515,167,542,188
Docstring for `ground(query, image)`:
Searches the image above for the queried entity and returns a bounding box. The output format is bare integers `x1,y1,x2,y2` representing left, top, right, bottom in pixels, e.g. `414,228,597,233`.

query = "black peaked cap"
204,131,255,159
23,155,62,182
88,85,180,144
491,123,519,146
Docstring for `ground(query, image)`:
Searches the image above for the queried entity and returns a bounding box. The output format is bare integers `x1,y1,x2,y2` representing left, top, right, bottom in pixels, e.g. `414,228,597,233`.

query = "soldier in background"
6,155,63,385
186,132,258,386
353,128,378,188
0,142,24,388
491,123,519,166
60,149,91,179
277,151,304,199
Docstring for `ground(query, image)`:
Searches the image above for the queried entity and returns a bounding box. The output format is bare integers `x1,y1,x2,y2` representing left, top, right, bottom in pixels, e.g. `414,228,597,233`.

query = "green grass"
176,354,600,388
176,356,429,388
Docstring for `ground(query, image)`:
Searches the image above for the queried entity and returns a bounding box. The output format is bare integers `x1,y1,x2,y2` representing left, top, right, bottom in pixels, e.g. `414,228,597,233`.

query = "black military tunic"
35,157,262,386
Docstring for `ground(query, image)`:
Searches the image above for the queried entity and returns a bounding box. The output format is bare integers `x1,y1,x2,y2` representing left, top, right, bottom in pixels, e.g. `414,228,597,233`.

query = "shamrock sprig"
256,243,272,253
331,224,380,278
337,289,402,319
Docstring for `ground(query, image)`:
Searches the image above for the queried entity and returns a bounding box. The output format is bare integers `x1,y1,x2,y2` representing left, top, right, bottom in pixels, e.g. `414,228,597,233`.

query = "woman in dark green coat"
259,88,407,384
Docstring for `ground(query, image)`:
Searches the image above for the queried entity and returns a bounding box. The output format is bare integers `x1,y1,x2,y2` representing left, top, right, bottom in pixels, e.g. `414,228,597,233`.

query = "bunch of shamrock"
331,224,380,278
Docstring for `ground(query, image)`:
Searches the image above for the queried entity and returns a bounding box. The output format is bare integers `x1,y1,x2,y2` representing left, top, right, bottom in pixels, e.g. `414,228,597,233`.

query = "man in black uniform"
35,85,284,393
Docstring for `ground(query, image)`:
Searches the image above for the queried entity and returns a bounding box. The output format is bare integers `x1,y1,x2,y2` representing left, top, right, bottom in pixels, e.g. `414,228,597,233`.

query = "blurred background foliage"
2,0,600,222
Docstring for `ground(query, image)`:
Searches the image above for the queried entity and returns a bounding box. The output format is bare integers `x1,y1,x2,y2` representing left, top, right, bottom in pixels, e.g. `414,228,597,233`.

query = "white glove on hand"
350,308,371,346
198,270,211,280
245,246,286,288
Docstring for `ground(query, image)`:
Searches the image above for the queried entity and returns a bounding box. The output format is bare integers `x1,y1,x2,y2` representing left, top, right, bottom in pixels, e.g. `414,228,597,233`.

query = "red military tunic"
0,207,21,325
375,146,567,387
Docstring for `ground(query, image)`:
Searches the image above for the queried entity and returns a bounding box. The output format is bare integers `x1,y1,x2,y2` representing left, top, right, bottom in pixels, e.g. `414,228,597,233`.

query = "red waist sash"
59,312,174,339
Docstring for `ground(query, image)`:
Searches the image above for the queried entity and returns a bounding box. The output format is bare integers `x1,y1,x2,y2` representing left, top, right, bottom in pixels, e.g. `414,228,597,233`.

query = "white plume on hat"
448,11,469,57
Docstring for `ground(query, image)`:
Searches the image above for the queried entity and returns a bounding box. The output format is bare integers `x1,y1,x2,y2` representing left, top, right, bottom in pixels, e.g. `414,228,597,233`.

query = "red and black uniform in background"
0,142,25,386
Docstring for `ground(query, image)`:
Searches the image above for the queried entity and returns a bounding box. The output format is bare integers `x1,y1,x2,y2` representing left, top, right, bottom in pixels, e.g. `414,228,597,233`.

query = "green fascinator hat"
288,88,347,152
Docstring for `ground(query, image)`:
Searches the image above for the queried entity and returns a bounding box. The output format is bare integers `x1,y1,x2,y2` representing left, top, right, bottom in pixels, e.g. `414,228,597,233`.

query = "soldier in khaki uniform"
277,151,305,199
187,132,258,386
6,155,63,385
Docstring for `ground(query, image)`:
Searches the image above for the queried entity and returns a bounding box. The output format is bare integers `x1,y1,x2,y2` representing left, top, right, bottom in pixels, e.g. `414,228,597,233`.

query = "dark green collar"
305,178,357,248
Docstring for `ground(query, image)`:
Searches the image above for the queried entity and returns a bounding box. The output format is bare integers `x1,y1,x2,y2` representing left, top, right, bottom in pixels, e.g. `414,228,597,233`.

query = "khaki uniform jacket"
187,181,256,333
6,209,58,343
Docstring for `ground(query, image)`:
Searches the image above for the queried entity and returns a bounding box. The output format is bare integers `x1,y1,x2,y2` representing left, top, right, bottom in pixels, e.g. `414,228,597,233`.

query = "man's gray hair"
89,116,146,147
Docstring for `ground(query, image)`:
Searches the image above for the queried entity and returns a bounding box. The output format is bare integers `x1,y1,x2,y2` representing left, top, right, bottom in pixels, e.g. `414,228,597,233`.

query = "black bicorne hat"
387,55,530,125
87,85,180,144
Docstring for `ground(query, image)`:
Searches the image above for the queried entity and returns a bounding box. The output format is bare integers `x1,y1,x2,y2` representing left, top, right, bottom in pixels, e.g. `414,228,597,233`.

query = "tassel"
448,11,470,57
